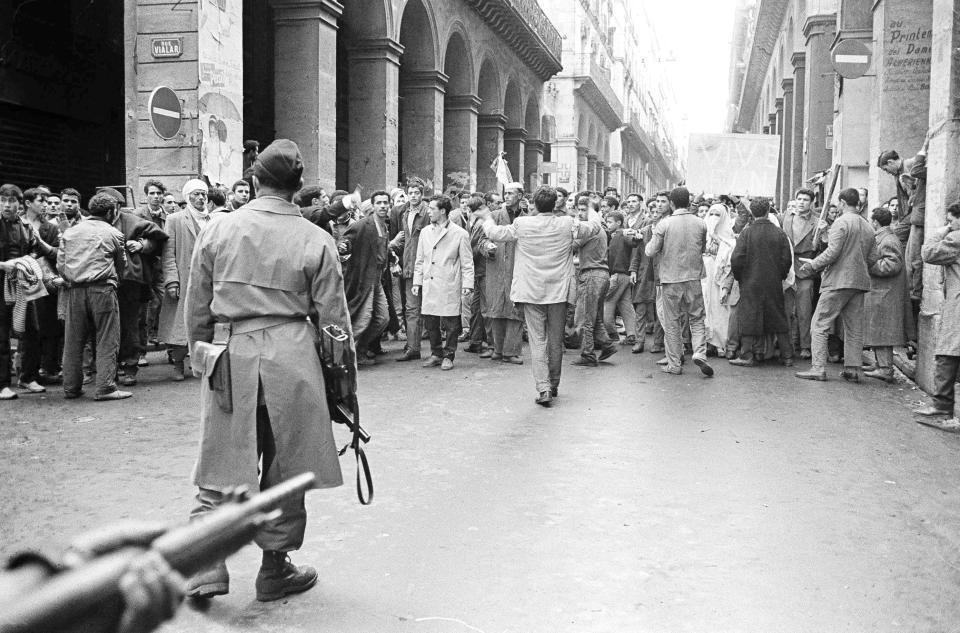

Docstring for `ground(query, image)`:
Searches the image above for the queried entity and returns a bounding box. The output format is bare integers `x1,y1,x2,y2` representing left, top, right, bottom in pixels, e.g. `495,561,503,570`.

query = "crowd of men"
0,133,957,420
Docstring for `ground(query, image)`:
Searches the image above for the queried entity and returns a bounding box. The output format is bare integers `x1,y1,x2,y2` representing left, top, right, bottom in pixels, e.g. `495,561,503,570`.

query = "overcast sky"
640,0,739,137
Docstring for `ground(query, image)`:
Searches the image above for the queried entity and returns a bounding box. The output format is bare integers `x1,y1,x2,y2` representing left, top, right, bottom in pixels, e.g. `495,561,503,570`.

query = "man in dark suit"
389,181,430,361
782,188,820,359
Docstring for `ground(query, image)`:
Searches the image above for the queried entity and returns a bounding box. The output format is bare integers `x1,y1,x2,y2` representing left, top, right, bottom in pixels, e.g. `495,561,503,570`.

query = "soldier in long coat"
183,140,352,602
479,182,526,363
159,179,210,380
864,208,913,382
729,199,794,366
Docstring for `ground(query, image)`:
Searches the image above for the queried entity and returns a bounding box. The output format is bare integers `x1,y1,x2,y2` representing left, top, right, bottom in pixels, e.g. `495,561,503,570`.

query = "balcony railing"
573,54,623,129
462,0,563,81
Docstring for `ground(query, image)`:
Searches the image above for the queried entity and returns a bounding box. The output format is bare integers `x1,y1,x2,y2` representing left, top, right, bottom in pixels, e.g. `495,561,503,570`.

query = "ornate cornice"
505,128,528,142
445,95,482,113
781,77,794,92
348,37,404,67
791,51,806,71
461,0,562,81
478,113,508,130
734,0,791,131
270,0,343,27
803,13,837,42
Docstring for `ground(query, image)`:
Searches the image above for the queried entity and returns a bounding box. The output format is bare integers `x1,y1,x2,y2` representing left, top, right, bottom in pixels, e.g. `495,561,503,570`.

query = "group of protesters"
2,130,959,420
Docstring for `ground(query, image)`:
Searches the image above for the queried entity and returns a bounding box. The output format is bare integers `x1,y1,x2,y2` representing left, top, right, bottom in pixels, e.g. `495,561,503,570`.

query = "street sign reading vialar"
832,39,872,79
148,86,182,140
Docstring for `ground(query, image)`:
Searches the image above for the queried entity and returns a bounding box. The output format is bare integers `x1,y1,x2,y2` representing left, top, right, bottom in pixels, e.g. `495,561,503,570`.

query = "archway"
398,0,442,190
523,96,543,189
502,79,525,188
476,57,504,192
442,30,476,193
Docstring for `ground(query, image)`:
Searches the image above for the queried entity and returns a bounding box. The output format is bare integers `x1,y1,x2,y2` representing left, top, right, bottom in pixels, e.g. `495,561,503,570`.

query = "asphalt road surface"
2,341,959,632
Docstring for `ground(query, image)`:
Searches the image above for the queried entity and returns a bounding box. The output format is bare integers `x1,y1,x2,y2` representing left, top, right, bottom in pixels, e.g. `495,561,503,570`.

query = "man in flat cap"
158,180,210,381
184,139,353,603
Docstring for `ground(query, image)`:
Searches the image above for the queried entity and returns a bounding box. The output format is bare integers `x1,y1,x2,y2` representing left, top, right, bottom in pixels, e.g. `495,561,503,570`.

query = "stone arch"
398,0,442,190
442,28,477,193
524,96,541,139
503,78,523,129
522,96,542,188
442,25,474,96
477,56,502,115
502,78,525,185
341,0,392,38
398,0,439,71
476,56,505,192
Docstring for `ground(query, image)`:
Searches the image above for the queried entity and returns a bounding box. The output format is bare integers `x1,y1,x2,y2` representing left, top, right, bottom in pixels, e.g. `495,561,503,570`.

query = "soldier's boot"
255,551,317,602
172,360,185,382
186,560,229,599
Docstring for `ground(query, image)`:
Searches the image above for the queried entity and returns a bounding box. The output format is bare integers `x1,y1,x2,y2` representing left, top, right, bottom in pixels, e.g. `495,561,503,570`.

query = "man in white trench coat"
413,194,474,370
183,140,354,602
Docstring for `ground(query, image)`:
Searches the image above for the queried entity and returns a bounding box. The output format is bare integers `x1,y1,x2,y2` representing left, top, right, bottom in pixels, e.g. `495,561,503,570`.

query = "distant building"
536,0,683,195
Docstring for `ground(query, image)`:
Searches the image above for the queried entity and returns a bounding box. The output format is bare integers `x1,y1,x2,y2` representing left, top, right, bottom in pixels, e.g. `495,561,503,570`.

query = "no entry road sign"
148,86,182,140
832,39,872,79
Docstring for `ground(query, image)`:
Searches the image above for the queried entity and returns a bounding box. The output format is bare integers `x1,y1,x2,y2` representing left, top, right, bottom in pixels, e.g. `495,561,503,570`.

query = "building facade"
0,0,563,200
536,0,683,196
728,0,960,393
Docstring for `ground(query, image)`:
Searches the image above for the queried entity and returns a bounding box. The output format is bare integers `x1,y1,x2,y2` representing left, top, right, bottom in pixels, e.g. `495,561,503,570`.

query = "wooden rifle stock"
0,472,315,633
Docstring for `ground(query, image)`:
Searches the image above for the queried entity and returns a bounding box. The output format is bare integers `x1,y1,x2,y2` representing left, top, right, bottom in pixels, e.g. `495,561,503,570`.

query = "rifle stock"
0,472,315,633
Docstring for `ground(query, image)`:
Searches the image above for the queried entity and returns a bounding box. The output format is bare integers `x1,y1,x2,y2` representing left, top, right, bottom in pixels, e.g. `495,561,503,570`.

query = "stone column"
586,154,597,191
552,138,580,192
916,0,958,393
347,38,402,190
443,95,479,192
524,139,544,192
780,79,794,209
868,0,934,202
768,113,778,136
802,14,837,187
600,163,610,190
790,52,806,198
610,163,623,192
400,69,447,191
774,97,784,206
271,0,343,187
504,128,527,187
577,146,588,191
476,113,506,193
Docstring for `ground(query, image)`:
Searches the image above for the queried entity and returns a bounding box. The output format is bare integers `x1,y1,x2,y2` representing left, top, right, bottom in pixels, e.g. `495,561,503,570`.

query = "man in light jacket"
914,200,960,431
480,186,602,406
645,186,714,377
413,195,474,371
796,188,879,382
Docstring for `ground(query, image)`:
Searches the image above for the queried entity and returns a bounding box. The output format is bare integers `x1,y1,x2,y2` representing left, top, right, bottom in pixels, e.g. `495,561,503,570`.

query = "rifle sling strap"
339,441,373,505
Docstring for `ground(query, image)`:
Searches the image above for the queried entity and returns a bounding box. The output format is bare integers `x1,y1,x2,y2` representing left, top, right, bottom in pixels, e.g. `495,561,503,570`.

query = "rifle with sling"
0,472,316,633
317,324,373,505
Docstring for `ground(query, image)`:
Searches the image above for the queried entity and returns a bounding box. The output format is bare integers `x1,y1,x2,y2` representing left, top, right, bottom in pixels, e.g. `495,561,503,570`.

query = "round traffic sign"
832,39,872,79
148,86,182,140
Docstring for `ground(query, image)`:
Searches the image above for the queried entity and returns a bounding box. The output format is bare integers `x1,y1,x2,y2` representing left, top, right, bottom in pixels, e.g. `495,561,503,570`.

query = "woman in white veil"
705,203,736,355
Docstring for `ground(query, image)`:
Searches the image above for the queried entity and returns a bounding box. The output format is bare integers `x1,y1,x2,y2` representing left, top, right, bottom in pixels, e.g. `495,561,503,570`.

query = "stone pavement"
2,342,959,632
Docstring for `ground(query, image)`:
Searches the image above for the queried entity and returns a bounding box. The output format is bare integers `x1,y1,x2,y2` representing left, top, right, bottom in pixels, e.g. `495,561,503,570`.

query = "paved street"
3,342,960,632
